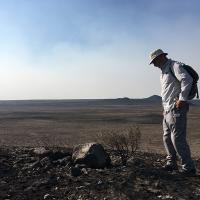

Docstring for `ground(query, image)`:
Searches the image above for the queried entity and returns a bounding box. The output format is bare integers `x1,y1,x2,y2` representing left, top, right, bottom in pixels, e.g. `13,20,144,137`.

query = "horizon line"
0,95,161,101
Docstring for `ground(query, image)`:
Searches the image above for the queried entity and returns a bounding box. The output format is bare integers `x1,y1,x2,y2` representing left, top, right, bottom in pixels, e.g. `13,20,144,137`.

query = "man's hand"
176,100,186,109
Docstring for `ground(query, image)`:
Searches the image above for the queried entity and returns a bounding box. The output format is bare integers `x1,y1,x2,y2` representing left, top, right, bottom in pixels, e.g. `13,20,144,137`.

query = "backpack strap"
169,66,178,80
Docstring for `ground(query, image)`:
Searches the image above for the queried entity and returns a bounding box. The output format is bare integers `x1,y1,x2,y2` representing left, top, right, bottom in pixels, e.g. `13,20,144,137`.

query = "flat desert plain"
0,100,199,157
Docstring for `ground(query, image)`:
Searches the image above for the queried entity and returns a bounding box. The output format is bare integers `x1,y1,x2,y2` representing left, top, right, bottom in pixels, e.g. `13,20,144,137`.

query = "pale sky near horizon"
0,0,200,100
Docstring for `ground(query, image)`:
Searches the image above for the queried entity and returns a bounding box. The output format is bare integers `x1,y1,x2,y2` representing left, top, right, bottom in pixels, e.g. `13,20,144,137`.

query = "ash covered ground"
1,147,200,200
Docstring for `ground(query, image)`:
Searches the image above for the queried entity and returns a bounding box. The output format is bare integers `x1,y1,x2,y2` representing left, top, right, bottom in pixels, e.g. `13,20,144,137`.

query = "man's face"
152,55,163,68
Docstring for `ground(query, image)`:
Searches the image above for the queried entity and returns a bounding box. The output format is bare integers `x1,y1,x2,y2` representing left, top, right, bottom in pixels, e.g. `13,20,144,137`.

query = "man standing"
149,49,196,175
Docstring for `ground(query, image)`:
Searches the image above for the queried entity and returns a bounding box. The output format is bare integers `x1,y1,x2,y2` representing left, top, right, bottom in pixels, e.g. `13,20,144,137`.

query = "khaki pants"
163,104,195,170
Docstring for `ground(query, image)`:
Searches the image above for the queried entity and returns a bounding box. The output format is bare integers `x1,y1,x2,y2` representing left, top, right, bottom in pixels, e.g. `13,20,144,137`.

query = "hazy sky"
0,0,200,100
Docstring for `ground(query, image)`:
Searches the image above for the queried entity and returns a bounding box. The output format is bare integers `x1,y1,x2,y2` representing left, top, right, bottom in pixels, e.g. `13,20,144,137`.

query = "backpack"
169,64,199,100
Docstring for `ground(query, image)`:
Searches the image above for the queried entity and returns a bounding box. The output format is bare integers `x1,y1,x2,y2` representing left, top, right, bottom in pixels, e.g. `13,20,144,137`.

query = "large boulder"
72,143,111,168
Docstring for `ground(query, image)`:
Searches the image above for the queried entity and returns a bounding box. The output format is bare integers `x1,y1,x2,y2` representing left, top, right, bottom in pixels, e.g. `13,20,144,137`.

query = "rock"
71,167,82,177
97,180,103,185
81,168,88,175
44,194,50,199
52,156,71,166
111,156,122,166
76,185,85,190
32,178,50,187
72,143,111,168
127,157,145,168
0,180,7,185
44,193,53,199
26,160,40,169
33,147,50,157
48,150,70,160
75,164,87,169
40,157,51,167
0,162,12,177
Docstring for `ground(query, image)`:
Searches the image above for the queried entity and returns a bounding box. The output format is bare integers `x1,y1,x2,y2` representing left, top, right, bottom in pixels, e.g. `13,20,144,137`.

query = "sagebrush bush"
96,126,141,165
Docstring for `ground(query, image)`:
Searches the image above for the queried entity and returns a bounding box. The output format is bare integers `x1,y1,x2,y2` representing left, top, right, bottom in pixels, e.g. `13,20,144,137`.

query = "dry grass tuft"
96,126,141,165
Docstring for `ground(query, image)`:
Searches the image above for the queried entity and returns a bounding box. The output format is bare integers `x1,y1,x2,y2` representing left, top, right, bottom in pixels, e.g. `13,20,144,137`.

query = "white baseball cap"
149,49,168,64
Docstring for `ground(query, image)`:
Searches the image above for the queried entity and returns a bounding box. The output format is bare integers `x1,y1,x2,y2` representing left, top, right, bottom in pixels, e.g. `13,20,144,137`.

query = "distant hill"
136,95,162,104
143,95,162,102
0,96,199,108
0,95,163,108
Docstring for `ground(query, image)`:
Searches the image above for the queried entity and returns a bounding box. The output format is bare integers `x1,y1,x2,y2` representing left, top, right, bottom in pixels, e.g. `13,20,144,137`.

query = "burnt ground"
1,147,200,200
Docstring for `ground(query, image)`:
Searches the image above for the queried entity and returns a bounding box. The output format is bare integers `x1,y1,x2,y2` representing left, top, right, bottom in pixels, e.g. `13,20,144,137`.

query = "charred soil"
0,147,200,200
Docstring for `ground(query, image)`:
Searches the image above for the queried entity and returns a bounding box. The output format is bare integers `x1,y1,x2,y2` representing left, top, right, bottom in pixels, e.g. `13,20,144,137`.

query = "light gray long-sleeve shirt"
160,59,193,111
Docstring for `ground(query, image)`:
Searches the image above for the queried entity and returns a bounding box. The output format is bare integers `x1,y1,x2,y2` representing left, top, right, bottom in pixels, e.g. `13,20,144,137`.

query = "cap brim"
149,53,168,65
